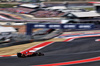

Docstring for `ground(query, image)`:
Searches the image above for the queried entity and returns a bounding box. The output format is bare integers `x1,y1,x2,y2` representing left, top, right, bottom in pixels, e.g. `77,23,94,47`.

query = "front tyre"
37,52,44,56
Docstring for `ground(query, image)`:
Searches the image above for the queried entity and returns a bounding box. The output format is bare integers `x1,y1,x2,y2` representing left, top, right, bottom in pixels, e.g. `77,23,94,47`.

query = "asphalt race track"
0,36,100,66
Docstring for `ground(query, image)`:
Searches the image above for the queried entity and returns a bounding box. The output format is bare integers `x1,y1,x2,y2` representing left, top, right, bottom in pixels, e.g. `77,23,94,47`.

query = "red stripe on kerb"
0,54,16,57
1,55,11,57
32,42,53,48
21,41,54,54
63,38,74,42
64,35,100,42
95,39,100,41
35,57,100,66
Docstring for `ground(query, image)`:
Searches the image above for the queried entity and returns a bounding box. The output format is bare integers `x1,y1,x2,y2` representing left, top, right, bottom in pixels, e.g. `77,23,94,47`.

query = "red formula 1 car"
17,51,44,58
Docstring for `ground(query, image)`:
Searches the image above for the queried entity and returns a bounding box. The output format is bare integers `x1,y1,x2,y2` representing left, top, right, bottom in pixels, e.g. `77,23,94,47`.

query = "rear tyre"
17,53,25,58
17,53,22,58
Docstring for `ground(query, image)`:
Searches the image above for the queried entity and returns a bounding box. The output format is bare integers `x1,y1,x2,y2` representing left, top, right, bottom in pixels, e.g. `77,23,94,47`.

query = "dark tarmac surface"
0,36,100,66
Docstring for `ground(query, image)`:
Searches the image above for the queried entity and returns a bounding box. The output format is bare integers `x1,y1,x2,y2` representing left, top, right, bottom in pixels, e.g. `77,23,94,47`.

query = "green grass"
84,7,94,11
0,4,18,8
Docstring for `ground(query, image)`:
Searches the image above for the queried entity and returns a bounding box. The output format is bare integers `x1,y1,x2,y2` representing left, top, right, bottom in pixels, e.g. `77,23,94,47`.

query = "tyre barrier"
0,39,34,48
0,29,63,48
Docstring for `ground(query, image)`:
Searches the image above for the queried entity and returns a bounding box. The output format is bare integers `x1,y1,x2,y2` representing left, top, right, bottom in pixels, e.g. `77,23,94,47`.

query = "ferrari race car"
17,51,44,58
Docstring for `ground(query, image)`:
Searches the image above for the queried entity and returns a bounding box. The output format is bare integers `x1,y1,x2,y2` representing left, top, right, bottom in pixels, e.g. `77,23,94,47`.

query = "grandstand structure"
0,0,39,2
0,1,99,34
0,0,15,2
0,0,100,2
